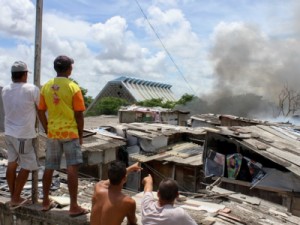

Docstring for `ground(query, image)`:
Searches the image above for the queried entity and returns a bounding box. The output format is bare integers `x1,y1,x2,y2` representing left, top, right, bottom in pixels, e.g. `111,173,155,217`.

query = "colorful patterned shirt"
38,77,85,139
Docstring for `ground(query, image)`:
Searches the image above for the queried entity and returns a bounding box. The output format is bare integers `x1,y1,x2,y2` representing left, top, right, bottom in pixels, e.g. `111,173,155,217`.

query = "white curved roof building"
86,76,177,114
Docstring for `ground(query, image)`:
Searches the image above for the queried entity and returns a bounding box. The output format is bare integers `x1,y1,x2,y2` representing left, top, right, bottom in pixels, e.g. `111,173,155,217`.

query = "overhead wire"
134,0,197,95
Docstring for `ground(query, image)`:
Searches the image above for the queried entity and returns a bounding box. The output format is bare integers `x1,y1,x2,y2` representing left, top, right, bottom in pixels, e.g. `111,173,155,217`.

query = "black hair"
11,71,26,81
108,161,127,185
54,63,71,73
158,179,178,202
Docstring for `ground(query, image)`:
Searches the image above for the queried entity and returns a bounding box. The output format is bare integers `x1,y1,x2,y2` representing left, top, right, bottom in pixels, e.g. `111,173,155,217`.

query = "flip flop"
69,208,90,217
10,199,32,210
41,201,57,212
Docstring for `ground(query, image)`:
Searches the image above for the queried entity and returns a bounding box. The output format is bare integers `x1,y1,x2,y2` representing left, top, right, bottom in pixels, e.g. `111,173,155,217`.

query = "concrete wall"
0,196,90,225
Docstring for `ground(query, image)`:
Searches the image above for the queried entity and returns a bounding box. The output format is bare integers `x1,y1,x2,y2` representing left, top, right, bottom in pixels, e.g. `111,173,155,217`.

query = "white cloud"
0,0,299,102
135,5,209,96
0,0,35,39
44,14,91,41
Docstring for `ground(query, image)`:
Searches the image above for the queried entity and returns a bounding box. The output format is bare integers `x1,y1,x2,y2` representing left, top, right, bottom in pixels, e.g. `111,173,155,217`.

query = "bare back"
90,181,137,225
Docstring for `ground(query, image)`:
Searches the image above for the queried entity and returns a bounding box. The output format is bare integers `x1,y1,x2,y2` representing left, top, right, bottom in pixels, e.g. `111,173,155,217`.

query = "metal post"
32,0,43,204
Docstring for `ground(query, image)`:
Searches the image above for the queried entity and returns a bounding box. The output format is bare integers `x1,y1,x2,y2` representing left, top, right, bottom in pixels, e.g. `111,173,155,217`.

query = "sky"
0,0,299,101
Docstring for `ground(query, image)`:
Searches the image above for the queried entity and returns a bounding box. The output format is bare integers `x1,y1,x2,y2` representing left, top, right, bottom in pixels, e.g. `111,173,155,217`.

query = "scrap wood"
201,217,216,225
210,186,261,205
82,130,97,138
219,207,231,213
189,193,206,199
229,193,261,205
268,209,288,218
217,215,237,224
206,177,222,191
49,196,70,206
206,193,232,199
217,211,247,225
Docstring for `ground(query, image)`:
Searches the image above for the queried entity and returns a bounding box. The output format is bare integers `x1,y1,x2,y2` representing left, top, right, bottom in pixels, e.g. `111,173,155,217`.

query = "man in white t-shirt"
2,61,40,208
141,174,197,225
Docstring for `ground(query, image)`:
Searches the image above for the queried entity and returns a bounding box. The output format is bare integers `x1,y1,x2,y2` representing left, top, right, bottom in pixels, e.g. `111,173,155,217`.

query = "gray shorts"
5,135,39,171
45,138,83,170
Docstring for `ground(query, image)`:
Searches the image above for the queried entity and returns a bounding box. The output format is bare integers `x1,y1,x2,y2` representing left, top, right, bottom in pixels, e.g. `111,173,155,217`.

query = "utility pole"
34,0,43,87
32,0,43,203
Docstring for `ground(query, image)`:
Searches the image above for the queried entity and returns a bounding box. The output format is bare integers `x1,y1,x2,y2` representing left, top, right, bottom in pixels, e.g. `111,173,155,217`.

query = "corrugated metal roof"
206,125,300,177
112,76,177,102
191,113,221,126
119,123,206,144
112,76,172,88
85,76,177,114
129,142,203,166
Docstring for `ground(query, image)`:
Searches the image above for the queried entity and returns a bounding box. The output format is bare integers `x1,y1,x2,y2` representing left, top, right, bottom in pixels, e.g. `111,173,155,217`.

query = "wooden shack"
116,122,206,192
118,106,190,126
202,124,300,216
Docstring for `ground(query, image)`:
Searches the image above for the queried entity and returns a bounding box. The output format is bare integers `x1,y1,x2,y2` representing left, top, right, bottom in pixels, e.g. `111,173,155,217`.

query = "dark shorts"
45,138,83,170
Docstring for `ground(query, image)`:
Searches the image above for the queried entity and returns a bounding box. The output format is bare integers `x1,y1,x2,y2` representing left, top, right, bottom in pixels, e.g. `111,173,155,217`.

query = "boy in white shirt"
142,174,197,225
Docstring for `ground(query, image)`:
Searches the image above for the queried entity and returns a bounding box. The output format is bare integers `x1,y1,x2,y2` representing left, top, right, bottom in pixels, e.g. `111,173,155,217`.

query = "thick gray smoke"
190,3,300,119
210,22,300,102
176,93,276,119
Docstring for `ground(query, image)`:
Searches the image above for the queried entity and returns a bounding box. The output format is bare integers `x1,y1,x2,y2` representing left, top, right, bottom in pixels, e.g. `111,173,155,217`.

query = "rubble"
0,114,300,224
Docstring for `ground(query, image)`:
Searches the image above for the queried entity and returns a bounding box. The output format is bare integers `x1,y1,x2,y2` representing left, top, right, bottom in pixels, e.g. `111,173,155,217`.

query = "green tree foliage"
176,94,195,105
89,97,129,115
137,98,176,109
80,86,93,108
137,94,195,109
85,94,195,116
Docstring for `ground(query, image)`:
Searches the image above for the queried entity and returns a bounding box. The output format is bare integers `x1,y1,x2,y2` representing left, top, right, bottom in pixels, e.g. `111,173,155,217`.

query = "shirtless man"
90,161,141,225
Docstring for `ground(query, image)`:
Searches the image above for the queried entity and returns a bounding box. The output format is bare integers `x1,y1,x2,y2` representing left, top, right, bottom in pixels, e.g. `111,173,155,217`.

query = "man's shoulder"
122,195,136,211
94,181,109,192
41,78,54,88
123,194,135,203
44,78,55,83
142,191,154,199
68,80,81,90
2,84,10,91
3,83,38,92
23,83,39,90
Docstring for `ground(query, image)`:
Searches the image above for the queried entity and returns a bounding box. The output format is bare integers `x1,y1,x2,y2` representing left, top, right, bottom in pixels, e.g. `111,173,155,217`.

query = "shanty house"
118,105,190,126
115,122,206,192
190,114,221,128
202,124,300,216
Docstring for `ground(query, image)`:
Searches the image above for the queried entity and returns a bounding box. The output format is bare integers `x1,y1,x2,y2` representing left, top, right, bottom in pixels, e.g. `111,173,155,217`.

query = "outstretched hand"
143,174,153,192
127,162,142,173
142,174,153,185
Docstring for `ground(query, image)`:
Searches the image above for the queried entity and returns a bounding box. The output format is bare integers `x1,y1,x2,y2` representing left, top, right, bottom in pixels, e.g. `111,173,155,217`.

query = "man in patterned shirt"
38,55,89,217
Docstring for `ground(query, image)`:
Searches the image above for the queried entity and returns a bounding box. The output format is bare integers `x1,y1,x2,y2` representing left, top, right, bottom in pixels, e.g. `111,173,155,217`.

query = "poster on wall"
226,153,243,179
205,149,225,177
244,156,266,184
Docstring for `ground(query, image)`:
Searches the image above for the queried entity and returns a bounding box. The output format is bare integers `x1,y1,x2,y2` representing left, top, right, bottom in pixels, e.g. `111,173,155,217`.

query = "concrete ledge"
0,197,90,225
